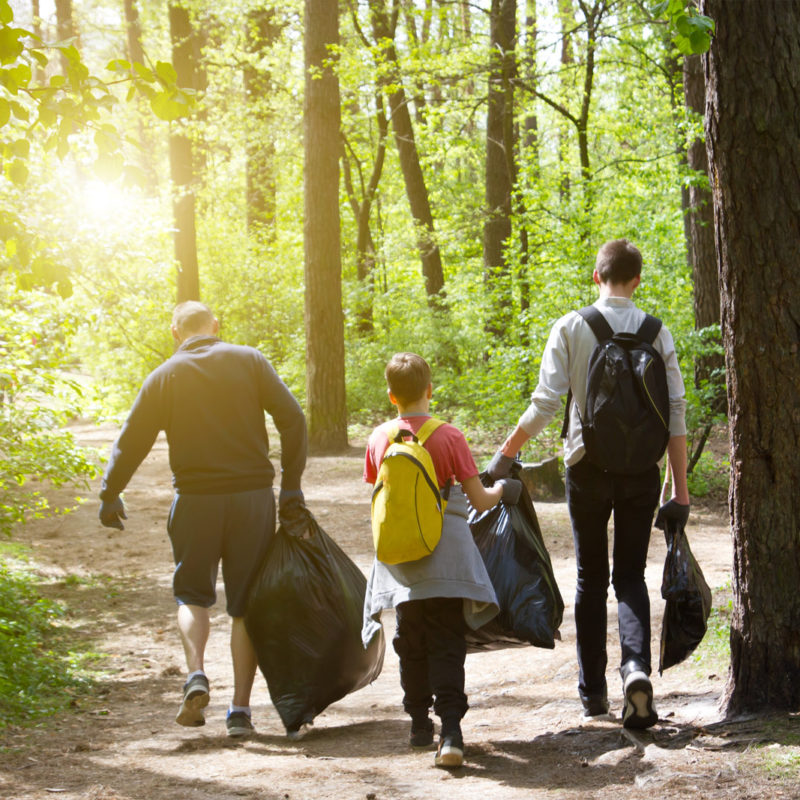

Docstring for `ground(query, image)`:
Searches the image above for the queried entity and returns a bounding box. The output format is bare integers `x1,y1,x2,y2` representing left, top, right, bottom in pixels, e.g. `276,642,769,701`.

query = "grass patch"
690,583,732,676
0,546,100,728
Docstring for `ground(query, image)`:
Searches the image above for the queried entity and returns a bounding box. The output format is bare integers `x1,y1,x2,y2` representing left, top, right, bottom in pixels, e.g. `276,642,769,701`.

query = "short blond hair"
172,301,215,339
385,352,431,406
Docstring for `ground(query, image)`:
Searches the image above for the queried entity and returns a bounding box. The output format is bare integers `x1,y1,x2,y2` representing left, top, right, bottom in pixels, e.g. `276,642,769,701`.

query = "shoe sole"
176,688,209,727
622,678,658,729
227,725,254,738
435,745,464,768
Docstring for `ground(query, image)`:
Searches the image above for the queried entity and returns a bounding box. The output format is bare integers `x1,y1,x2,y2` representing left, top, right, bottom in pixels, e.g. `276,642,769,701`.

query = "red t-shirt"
364,415,479,489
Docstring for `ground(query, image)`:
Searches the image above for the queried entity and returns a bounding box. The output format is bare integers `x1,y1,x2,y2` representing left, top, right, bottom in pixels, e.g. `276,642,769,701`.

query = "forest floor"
1,423,799,800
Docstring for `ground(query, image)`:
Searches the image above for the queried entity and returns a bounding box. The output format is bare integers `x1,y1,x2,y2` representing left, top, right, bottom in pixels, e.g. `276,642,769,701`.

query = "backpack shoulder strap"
636,313,663,345
416,417,446,445
577,305,614,342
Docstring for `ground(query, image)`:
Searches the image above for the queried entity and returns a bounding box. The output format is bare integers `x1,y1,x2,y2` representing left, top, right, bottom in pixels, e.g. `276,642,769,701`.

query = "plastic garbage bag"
658,518,712,673
244,514,385,732
466,472,564,651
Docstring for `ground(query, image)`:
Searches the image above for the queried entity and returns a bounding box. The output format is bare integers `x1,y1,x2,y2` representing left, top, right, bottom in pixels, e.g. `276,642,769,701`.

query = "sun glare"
79,179,131,221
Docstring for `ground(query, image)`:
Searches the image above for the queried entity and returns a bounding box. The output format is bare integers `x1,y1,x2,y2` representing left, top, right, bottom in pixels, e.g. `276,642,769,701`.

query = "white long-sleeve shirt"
517,296,687,466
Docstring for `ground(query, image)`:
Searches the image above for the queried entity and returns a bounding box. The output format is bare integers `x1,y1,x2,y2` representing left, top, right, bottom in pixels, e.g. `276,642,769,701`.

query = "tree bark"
244,9,280,238
54,0,76,74
683,53,723,413
304,0,348,453
168,3,200,303
369,0,446,303
701,0,800,714
483,0,517,340
341,92,389,334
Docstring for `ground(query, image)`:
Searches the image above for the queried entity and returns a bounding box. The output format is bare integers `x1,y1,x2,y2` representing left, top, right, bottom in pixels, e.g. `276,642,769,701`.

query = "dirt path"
1,424,797,800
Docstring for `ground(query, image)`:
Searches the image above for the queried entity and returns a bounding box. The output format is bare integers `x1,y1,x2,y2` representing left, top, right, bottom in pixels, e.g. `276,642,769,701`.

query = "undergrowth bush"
0,552,96,727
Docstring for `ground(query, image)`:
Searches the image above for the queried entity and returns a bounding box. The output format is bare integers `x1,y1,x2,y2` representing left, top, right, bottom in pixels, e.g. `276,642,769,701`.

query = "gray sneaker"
226,710,255,738
176,673,210,727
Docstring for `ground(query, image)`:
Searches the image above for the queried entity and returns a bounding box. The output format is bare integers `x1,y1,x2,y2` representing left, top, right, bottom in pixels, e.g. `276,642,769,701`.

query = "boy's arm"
461,475,521,512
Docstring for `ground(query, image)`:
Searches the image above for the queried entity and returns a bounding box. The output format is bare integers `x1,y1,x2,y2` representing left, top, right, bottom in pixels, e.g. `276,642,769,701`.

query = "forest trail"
1,423,796,800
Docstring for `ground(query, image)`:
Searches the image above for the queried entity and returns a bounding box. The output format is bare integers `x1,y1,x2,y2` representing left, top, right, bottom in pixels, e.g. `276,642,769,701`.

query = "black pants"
565,458,660,704
393,597,468,729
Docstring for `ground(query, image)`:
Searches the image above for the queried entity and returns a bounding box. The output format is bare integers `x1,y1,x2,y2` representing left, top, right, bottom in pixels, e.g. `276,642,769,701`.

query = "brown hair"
172,301,216,339
595,239,643,284
385,352,431,406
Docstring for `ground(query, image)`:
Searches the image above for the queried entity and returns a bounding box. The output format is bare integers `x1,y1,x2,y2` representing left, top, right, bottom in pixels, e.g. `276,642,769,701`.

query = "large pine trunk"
701,0,800,714
304,0,348,453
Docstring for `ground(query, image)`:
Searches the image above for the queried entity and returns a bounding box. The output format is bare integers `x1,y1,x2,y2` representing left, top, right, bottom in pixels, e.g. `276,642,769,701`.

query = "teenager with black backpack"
488,239,690,730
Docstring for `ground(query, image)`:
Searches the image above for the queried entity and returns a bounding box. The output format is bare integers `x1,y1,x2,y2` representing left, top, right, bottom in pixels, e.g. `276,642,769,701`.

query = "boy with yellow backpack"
362,352,521,768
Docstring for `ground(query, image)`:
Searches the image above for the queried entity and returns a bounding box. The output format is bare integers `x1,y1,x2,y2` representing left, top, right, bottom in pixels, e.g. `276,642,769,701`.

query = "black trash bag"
658,518,712,673
466,471,564,652
244,514,385,732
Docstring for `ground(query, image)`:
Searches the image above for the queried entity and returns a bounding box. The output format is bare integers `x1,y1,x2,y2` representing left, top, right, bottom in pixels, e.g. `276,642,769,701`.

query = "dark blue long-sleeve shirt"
100,336,307,499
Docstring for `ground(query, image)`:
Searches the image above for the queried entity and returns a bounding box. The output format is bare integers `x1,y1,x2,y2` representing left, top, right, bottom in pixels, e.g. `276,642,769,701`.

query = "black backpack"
562,305,670,475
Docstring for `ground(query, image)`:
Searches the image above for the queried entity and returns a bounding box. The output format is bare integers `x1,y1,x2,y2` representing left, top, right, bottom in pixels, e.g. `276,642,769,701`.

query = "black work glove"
487,450,515,480
279,489,311,538
99,496,127,530
497,478,523,505
655,499,690,530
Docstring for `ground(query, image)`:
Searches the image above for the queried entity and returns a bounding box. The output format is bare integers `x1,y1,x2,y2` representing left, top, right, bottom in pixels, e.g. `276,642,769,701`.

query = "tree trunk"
54,0,76,74
341,92,389,335
683,53,723,410
701,0,800,714
304,0,348,453
369,0,446,304
244,9,280,238
483,0,517,340
123,0,158,190
169,3,200,303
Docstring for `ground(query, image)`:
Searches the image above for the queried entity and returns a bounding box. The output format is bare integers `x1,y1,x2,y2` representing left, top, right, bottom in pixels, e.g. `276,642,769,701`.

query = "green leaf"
10,138,29,157
7,159,28,185
9,100,28,121
106,58,131,73
150,91,188,121
0,26,24,65
133,62,154,82
154,61,178,85
0,0,12,25
31,50,49,68
0,96,9,127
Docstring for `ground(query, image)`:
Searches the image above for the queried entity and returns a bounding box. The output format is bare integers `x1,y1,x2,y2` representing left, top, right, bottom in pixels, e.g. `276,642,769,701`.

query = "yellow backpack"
371,418,450,565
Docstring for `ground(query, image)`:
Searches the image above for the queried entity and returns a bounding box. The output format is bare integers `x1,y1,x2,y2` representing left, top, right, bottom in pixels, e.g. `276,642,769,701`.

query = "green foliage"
0,283,99,537
690,587,731,675
652,0,715,55
0,552,96,726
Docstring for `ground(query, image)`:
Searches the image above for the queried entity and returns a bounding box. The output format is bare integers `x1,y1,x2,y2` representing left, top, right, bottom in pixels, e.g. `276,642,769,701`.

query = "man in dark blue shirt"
99,301,307,738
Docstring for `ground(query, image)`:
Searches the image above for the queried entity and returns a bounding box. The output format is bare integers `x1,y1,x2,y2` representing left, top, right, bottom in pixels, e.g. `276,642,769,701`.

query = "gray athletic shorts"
166,487,276,617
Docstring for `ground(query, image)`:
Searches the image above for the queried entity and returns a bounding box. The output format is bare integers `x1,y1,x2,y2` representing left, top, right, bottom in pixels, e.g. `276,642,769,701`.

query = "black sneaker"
226,710,254,738
581,695,612,721
409,718,434,748
621,661,658,729
176,673,210,727
434,731,464,769
286,722,313,741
